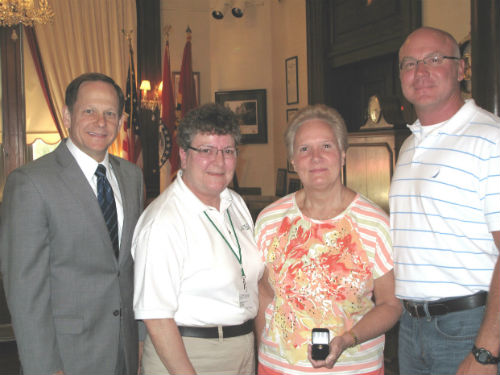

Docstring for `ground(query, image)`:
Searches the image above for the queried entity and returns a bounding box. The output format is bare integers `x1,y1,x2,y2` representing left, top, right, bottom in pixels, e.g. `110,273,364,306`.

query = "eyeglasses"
399,53,461,72
188,146,238,159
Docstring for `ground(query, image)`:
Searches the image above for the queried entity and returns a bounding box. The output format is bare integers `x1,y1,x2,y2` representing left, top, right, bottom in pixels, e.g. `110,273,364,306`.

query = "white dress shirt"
66,138,124,245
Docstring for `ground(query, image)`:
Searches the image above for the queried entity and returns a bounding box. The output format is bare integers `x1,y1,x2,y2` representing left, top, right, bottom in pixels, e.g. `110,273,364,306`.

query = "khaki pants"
142,331,255,375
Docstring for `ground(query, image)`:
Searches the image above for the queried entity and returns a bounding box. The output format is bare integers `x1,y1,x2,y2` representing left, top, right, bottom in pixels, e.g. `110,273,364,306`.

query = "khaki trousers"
142,331,255,375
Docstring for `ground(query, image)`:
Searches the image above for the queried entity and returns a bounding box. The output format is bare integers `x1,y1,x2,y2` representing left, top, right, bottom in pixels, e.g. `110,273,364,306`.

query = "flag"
178,26,198,118
160,38,177,176
122,43,142,164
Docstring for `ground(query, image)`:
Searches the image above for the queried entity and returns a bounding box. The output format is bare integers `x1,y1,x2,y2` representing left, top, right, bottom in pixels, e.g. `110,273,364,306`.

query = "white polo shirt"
132,170,264,326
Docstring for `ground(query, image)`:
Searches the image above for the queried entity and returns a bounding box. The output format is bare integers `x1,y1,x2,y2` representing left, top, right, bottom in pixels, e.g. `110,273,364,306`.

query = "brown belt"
177,320,254,339
403,291,488,318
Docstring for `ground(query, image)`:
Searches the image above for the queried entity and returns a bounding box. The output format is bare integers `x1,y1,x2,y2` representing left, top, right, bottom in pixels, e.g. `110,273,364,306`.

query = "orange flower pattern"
265,214,375,364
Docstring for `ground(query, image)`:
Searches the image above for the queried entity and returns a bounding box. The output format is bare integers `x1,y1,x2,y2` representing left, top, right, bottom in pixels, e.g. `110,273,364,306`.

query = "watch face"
473,346,499,364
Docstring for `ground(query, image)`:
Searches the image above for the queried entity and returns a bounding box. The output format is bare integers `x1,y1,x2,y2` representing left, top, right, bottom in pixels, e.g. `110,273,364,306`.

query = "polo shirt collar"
175,170,233,214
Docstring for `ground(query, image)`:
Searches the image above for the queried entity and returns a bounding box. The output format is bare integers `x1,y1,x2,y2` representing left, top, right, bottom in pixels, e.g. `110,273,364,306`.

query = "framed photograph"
286,108,298,123
288,178,302,194
276,168,287,196
215,89,268,144
285,56,299,105
459,37,471,98
173,71,200,109
287,160,295,174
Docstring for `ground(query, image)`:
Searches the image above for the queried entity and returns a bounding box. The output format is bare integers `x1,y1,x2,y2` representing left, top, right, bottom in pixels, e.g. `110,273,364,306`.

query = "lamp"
0,0,55,27
139,80,151,95
139,80,161,111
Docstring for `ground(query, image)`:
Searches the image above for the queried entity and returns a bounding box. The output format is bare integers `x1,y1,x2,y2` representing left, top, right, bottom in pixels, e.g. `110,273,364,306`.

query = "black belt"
177,320,254,339
403,291,488,319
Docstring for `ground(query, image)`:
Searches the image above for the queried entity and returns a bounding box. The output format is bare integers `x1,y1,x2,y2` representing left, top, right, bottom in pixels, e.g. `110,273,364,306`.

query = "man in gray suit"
0,73,143,375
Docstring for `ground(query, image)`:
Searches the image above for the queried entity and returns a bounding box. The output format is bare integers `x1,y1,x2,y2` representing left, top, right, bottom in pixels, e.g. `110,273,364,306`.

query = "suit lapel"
55,142,118,265
110,156,130,265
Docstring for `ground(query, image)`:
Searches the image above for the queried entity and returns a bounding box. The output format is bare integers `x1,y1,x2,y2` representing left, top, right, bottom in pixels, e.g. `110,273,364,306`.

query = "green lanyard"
204,209,247,290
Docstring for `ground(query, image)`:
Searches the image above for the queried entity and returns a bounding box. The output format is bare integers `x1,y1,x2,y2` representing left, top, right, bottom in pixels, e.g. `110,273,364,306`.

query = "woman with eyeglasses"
132,103,264,374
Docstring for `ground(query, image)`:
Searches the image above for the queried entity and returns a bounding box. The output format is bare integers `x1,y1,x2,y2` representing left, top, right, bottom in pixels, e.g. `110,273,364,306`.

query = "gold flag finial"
122,29,133,41
163,25,172,41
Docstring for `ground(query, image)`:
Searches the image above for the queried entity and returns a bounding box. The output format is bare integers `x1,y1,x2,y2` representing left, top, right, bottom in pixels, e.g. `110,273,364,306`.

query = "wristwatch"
472,345,500,365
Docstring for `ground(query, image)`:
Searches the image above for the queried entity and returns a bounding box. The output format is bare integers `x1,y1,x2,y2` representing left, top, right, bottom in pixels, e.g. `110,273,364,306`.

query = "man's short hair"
65,73,125,117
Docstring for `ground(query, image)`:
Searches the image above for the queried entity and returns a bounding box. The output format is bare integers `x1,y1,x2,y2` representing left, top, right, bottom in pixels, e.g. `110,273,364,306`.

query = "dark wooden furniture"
306,0,421,131
344,128,410,213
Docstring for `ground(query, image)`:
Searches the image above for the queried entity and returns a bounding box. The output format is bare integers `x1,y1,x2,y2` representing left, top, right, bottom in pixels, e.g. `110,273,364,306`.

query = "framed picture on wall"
215,89,268,144
286,108,298,123
285,56,299,105
172,71,201,108
276,168,287,196
288,178,302,194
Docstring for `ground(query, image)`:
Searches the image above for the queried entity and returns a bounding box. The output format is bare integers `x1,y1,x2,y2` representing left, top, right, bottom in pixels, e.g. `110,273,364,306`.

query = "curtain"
34,0,137,141
24,27,65,144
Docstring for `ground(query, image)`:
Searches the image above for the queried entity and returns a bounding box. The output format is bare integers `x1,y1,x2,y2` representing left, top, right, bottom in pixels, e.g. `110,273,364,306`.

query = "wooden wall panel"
328,0,420,68
307,0,420,131
471,0,500,116
136,0,161,199
0,26,26,177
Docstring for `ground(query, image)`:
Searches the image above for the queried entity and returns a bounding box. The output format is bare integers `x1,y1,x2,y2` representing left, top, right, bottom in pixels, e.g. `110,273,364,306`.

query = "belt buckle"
405,301,422,319
411,303,422,319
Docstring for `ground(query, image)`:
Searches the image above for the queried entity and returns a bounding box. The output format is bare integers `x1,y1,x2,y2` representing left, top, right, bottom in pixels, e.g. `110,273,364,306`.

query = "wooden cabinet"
343,128,409,213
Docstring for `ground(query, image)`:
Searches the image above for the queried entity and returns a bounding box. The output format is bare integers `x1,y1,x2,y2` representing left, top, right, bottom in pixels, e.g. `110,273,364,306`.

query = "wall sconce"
140,80,162,111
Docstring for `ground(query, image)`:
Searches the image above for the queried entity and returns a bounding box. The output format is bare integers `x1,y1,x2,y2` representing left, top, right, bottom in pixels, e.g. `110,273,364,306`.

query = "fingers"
307,343,338,369
308,337,348,369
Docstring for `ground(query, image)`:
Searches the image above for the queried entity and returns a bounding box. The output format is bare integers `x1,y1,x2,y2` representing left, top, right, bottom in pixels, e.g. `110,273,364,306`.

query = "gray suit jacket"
0,141,143,375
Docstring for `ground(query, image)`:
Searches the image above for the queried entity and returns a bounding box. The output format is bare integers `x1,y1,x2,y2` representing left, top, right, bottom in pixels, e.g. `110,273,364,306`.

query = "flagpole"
160,24,178,187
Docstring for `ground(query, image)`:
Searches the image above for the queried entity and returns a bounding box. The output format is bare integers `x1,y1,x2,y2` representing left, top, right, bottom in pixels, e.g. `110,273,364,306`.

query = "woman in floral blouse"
254,104,401,375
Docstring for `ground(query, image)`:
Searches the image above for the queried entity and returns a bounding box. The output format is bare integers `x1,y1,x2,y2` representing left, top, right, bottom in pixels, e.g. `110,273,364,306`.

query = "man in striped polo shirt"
390,27,500,375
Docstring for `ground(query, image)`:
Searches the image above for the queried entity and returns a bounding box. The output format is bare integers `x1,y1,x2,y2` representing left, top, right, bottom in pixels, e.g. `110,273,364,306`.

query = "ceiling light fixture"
0,0,55,27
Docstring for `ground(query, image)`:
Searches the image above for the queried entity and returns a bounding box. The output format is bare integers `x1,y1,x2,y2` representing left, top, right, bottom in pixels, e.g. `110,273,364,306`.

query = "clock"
368,95,382,123
361,94,394,130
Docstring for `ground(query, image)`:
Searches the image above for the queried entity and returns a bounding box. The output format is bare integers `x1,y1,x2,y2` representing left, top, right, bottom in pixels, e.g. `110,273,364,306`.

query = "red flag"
122,43,142,163
160,39,178,175
178,27,198,118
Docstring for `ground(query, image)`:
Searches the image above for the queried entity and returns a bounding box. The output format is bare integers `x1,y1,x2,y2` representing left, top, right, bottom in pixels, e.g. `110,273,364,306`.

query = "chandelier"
0,0,54,27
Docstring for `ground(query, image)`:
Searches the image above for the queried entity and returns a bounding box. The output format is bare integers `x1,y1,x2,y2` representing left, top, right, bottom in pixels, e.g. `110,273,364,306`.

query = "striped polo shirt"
390,99,500,301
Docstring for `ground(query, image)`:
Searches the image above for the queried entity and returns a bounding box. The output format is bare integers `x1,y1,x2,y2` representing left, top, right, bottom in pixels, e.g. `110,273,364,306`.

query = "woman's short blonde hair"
284,104,348,160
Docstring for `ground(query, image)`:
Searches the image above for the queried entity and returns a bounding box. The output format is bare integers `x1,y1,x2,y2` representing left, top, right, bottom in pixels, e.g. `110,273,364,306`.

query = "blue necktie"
95,164,119,258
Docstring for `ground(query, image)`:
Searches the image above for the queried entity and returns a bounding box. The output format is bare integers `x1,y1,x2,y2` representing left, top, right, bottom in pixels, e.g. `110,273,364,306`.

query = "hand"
307,335,349,369
456,353,498,375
